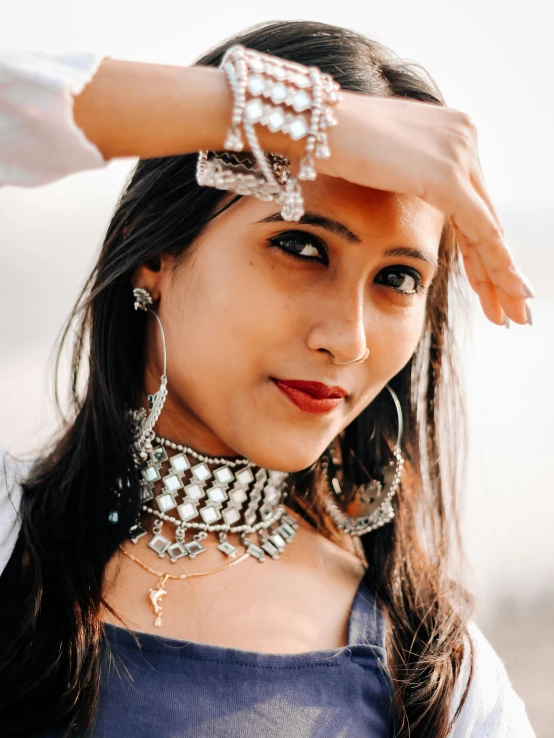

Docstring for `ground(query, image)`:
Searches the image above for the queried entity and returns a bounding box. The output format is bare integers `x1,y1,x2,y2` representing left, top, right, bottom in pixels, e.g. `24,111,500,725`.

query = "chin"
244,438,327,474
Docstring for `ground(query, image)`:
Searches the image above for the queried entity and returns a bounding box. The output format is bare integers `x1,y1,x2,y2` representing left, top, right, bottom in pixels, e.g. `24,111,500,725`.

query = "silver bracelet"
196,44,342,221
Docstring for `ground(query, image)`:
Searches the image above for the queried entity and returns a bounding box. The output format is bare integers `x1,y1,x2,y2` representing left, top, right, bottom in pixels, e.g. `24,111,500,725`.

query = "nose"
306,289,368,365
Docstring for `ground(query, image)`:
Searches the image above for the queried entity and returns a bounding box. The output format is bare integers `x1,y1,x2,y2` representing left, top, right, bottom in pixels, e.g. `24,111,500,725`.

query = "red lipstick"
273,379,347,415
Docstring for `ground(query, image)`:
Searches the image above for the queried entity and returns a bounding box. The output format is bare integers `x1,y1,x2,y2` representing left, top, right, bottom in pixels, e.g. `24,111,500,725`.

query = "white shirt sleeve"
0,447,28,576
448,621,536,737
0,48,107,188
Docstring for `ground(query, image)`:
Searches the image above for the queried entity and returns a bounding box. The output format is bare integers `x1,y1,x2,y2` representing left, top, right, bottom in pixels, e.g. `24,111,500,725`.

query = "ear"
131,252,176,304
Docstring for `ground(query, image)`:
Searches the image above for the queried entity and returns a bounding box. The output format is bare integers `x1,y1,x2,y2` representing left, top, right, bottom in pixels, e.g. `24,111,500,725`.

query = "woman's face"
136,175,444,471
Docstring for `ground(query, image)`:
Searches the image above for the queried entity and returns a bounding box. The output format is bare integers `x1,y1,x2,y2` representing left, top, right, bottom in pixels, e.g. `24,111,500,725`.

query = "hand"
316,92,532,326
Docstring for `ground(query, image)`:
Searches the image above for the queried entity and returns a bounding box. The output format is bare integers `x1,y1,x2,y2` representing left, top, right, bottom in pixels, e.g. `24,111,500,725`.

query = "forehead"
208,174,446,264
299,175,445,253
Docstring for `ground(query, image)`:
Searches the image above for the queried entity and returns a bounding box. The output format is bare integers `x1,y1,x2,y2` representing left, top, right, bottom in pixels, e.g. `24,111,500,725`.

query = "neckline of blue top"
101,574,388,666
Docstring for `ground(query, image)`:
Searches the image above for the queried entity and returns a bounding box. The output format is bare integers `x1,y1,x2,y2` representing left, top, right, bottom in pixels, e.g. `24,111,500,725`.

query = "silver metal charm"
133,287,153,311
127,288,169,464
148,533,171,558
324,384,405,536
217,532,237,558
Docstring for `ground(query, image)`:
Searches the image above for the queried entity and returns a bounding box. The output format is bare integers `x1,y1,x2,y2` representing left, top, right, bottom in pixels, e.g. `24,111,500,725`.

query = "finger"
450,181,526,301
455,224,527,324
456,229,504,324
470,159,504,237
466,243,505,325
471,162,534,301
495,286,529,325
466,128,505,237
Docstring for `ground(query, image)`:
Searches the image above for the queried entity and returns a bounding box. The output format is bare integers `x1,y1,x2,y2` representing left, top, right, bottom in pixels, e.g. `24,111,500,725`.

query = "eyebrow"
254,210,439,269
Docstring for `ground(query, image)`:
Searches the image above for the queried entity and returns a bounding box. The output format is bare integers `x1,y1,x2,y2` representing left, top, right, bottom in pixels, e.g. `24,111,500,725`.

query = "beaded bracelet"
196,44,342,221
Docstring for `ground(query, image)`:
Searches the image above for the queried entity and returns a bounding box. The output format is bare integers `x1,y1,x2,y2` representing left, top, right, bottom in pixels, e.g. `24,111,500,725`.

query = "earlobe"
131,256,164,302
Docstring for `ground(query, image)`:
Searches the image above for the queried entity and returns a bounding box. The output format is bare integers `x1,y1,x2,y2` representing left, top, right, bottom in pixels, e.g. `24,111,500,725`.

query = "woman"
0,20,535,738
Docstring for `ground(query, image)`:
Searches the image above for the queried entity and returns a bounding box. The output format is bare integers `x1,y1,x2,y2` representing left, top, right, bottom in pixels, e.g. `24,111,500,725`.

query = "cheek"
392,307,426,357
367,303,427,384
163,248,283,381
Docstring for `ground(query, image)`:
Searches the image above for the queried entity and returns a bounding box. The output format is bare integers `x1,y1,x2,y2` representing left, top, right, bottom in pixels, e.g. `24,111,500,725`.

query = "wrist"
313,89,360,179
196,46,341,221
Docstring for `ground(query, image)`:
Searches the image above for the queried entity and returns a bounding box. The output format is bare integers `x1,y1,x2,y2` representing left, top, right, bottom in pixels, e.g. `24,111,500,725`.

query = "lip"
274,379,348,399
272,379,347,415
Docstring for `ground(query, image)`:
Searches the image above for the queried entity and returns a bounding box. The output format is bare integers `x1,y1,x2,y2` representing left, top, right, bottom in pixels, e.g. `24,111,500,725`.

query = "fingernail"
525,302,533,326
522,276,535,299
503,315,511,330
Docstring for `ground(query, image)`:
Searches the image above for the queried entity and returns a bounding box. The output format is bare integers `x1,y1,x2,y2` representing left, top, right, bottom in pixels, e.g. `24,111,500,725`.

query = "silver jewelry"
323,384,404,535
125,285,298,563
330,347,370,365
133,287,153,311
196,44,342,221
127,288,169,463
125,435,298,565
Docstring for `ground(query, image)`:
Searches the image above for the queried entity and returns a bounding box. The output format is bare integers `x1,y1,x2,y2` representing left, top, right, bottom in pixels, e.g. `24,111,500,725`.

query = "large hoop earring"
322,383,404,535
127,288,169,463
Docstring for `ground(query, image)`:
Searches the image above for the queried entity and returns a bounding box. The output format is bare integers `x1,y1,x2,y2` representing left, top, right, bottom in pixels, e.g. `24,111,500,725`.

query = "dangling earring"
322,383,404,535
127,287,169,464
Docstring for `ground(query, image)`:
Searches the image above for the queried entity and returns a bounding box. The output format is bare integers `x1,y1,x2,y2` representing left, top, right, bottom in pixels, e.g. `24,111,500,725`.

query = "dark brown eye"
376,267,423,295
268,231,327,263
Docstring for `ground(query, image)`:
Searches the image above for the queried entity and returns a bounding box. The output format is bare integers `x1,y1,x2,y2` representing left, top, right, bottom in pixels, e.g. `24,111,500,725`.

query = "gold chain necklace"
119,544,250,628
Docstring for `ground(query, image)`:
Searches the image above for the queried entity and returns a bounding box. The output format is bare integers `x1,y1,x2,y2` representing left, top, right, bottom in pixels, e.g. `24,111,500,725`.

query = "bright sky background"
0,1,553,614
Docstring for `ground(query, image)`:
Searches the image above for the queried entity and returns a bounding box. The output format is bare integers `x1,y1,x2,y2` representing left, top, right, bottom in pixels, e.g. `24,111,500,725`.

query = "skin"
73,58,533,327
134,175,443,469
101,177,443,651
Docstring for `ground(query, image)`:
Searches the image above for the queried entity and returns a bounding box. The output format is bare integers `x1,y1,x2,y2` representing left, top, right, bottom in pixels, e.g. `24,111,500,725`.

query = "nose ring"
330,347,370,365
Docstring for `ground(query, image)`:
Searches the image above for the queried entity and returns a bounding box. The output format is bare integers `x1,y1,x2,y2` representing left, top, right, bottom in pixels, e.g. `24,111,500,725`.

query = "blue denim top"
84,576,397,737
1,524,397,737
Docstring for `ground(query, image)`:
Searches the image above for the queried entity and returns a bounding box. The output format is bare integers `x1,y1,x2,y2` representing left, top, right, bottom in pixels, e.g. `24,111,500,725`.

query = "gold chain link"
118,544,250,580
118,544,251,628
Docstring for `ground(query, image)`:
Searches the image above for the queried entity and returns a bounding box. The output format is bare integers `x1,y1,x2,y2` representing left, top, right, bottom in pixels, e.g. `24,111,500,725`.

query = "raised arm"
73,58,234,160
0,49,532,325
74,56,532,326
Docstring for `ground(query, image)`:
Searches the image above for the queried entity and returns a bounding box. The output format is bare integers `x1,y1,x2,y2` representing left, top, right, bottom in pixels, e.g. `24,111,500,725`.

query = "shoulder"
448,620,536,737
0,447,29,577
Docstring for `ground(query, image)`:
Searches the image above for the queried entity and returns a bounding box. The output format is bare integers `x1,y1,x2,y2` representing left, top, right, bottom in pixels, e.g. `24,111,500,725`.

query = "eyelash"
267,231,425,296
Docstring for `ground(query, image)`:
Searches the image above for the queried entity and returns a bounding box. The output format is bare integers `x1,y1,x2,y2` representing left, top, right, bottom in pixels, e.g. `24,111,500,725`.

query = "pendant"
148,573,169,628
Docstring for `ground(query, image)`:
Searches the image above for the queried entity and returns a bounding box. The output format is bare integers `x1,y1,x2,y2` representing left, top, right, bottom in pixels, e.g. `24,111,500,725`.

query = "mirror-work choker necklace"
117,435,299,627
127,435,299,565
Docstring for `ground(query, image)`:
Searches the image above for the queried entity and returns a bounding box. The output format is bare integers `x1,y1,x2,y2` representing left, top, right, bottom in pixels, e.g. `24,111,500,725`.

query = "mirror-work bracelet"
196,44,342,221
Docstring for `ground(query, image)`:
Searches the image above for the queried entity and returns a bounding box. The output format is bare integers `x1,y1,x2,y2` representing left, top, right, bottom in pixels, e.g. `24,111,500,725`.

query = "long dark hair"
0,20,473,737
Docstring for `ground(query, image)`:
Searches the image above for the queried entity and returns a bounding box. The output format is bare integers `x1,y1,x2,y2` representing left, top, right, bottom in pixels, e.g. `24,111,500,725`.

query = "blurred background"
1,1,552,734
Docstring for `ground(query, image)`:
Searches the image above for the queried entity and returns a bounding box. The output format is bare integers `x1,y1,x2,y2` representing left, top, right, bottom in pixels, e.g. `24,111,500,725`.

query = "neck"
139,386,240,458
